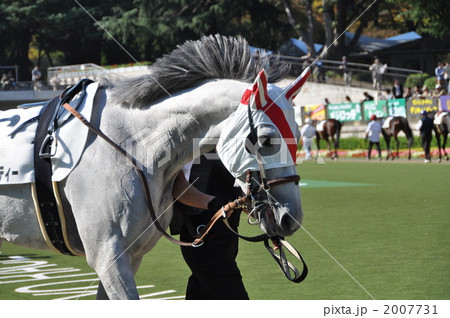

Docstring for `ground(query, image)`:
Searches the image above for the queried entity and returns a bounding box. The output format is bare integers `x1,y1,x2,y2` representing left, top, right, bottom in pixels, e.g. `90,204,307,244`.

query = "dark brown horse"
434,111,450,162
314,119,342,159
381,116,414,160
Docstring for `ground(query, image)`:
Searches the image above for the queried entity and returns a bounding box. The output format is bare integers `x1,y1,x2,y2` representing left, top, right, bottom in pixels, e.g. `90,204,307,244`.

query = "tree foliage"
0,0,448,80
387,0,450,38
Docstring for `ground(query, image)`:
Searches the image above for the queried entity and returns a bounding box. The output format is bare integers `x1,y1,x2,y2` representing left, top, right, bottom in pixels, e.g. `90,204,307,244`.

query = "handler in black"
171,154,249,300
418,110,433,163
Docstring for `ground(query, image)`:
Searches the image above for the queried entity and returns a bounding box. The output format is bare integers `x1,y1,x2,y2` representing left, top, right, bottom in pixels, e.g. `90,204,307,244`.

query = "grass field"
1,159,449,300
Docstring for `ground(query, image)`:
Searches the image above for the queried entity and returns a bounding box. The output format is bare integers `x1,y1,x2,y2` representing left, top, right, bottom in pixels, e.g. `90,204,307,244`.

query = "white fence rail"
47,63,148,87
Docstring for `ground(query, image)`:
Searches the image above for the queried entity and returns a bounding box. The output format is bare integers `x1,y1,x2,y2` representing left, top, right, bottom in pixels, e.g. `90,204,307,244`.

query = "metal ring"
192,240,204,248
247,203,263,225
196,224,206,234
247,213,260,225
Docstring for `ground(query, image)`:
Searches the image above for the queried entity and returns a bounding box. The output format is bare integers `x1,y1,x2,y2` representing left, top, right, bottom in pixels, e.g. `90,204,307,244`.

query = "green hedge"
424,77,437,90
405,73,429,88
314,136,439,150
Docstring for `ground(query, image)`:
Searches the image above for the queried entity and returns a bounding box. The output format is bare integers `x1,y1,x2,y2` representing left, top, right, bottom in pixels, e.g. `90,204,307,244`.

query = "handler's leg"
375,142,382,160
367,142,374,160
96,281,109,300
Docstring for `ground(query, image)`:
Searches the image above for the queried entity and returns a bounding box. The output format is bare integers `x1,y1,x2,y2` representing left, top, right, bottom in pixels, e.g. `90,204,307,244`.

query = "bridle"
62,100,308,283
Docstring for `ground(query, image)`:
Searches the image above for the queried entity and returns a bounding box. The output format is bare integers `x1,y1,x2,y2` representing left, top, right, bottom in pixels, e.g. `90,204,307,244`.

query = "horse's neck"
104,80,245,180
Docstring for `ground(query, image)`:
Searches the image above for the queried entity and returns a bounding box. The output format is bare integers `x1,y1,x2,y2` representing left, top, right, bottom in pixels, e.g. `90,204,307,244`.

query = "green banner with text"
328,102,362,122
363,100,388,120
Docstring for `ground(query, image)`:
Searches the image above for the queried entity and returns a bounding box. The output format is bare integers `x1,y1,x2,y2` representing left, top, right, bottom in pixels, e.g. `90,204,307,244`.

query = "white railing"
47,63,148,87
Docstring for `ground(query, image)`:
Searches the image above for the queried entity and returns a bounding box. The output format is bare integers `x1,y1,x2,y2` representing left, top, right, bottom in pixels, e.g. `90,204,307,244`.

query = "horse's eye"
259,136,271,147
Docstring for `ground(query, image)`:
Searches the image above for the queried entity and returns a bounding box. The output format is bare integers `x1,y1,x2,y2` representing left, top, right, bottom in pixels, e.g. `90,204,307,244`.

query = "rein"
62,102,307,283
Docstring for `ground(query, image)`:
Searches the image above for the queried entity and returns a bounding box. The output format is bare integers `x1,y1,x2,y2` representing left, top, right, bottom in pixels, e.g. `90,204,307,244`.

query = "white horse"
0,35,309,299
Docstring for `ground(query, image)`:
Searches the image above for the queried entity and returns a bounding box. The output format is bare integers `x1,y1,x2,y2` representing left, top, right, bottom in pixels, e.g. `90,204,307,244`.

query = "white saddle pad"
316,120,326,132
434,112,448,125
0,82,99,185
382,116,393,129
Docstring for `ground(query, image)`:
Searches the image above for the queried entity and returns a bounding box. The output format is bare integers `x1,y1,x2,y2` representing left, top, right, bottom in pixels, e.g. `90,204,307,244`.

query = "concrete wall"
0,89,63,110
294,81,378,106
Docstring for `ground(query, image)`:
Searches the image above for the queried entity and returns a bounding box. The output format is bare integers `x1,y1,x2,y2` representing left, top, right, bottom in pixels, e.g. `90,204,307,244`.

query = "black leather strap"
264,237,308,283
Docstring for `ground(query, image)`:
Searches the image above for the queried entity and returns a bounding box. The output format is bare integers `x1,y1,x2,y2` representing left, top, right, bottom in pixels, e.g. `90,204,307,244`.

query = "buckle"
39,133,57,158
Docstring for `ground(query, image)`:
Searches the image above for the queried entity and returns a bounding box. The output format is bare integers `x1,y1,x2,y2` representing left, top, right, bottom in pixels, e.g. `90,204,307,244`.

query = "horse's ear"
247,69,269,110
284,66,311,102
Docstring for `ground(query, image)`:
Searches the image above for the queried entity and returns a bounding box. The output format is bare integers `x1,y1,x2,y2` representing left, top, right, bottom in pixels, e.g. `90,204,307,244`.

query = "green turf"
1,160,449,300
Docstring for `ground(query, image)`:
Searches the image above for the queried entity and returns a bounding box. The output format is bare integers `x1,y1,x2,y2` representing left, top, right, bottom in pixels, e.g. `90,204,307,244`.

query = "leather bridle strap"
264,237,308,283
222,218,267,242
252,175,300,195
245,169,301,196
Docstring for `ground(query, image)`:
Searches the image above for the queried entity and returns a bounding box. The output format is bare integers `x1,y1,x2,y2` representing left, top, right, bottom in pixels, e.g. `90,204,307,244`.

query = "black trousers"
180,211,248,300
177,155,249,300
367,141,381,159
421,133,432,160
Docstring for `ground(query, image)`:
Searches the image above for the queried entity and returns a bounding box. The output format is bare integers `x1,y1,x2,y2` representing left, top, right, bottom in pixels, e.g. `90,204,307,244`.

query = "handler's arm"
172,171,214,210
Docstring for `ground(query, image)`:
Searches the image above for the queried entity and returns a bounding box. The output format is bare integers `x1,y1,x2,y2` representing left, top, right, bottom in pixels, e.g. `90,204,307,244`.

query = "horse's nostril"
280,214,294,233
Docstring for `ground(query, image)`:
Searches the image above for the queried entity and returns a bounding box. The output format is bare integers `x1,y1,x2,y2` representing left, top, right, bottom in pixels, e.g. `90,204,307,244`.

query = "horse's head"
217,67,310,237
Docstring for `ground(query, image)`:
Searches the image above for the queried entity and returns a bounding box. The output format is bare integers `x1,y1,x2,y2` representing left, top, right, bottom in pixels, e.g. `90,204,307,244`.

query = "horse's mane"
110,34,291,108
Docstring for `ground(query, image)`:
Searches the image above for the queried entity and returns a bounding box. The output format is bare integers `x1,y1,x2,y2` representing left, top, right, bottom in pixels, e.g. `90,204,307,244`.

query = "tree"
100,0,293,62
282,0,318,56
1,0,448,80
387,0,450,38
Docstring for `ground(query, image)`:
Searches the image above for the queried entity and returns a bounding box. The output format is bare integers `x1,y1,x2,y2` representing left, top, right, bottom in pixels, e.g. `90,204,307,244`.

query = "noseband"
244,100,301,224
242,169,300,226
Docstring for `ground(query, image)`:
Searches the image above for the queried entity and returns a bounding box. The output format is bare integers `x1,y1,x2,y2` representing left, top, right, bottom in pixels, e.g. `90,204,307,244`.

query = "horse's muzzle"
260,204,301,237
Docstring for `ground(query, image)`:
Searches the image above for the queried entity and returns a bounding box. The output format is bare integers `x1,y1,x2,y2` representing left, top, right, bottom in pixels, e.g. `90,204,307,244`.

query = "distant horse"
314,119,342,159
381,116,414,160
434,111,450,162
0,35,309,299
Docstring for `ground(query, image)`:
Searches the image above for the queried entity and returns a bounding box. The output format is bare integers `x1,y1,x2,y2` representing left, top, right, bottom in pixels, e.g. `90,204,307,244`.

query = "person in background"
7,72,16,89
1,74,10,90
362,91,374,102
171,154,249,300
433,84,446,97
421,86,431,98
443,62,450,93
339,56,351,87
392,79,404,99
384,88,394,100
416,110,433,163
412,85,422,98
377,91,386,101
301,118,316,161
345,95,352,102
31,65,42,91
369,58,387,90
435,62,446,88
323,97,331,117
315,57,325,83
403,87,413,99
365,114,382,160
49,74,61,91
